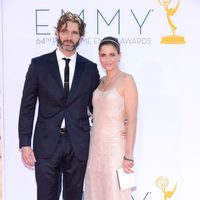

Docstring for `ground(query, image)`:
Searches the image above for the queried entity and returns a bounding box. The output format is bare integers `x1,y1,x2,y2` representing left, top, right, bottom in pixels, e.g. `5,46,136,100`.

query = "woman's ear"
119,52,122,62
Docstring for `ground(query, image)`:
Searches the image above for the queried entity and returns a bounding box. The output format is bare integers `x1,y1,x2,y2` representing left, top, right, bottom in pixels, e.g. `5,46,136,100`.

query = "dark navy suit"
18,50,100,200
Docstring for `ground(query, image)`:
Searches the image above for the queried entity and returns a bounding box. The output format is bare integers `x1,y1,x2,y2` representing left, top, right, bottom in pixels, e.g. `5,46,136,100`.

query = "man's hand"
21,146,36,166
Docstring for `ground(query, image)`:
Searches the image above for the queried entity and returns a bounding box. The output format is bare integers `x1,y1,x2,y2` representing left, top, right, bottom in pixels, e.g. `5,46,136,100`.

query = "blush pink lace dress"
84,88,132,200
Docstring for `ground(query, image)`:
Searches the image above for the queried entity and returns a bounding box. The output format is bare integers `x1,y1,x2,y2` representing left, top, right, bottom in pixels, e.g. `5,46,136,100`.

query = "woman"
84,36,138,200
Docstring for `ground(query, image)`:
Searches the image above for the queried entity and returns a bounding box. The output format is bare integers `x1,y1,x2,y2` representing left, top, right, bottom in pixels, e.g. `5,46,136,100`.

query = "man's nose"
66,32,72,40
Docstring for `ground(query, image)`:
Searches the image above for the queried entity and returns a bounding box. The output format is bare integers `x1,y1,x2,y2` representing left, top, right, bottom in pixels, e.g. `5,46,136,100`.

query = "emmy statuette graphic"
156,176,177,200
158,0,185,44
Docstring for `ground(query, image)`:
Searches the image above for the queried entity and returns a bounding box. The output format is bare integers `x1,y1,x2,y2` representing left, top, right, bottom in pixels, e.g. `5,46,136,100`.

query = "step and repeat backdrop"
1,0,200,199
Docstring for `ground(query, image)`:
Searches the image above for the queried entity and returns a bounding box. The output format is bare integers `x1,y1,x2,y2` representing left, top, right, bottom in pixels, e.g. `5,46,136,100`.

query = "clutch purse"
116,168,136,191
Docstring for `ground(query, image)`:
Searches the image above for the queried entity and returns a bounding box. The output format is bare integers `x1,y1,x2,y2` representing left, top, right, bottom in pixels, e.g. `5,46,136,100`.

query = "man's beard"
57,37,79,52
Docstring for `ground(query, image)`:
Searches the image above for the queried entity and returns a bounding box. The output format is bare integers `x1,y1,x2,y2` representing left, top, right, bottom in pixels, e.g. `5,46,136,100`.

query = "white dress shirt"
56,48,77,128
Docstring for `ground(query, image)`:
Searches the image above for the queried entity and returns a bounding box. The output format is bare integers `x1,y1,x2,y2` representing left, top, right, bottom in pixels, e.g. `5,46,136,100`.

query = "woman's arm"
123,74,138,173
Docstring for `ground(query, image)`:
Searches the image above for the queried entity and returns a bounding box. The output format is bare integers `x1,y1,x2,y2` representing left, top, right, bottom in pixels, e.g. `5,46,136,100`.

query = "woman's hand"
122,156,134,173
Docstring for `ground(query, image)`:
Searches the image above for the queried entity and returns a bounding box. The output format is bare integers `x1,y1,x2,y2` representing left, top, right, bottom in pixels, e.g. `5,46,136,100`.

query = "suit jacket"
18,50,100,161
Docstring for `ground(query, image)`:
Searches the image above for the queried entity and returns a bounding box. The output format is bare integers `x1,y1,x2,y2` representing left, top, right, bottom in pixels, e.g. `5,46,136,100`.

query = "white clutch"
116,168,136,191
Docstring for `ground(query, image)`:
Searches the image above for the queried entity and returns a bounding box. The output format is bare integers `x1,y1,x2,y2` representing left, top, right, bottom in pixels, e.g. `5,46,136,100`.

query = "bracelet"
123,156,134,162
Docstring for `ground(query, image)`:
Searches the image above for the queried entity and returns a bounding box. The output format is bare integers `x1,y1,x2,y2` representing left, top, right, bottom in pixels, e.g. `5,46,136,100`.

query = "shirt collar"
56,48,77,63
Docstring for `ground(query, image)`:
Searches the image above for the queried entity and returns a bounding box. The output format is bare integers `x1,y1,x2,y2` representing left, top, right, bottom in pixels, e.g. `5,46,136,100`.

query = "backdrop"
1,0,200,199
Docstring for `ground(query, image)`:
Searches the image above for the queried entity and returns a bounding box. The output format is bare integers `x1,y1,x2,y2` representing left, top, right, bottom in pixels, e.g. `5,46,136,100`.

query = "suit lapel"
48,51,64,93
68,54,85,101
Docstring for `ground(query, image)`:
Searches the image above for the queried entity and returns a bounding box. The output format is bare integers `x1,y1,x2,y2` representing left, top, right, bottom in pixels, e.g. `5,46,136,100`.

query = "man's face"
57,21,81,54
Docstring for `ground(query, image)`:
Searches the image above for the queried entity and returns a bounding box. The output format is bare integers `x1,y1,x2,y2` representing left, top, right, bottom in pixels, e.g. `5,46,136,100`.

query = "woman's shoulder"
120,72,134,83
119,72,137,94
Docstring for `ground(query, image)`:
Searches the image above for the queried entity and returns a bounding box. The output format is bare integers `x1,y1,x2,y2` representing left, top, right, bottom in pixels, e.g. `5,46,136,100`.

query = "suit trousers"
35,133,87,200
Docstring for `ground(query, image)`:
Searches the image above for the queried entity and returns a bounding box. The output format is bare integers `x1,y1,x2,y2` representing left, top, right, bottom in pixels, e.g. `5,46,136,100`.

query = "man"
18,12,100,200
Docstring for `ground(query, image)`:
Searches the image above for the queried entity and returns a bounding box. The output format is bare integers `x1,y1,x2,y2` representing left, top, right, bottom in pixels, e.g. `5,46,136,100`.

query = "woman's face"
99,44,121,72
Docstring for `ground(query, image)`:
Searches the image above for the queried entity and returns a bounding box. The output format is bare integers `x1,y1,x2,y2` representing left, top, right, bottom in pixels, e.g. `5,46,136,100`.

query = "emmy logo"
158,0,185,44
156,176,177,200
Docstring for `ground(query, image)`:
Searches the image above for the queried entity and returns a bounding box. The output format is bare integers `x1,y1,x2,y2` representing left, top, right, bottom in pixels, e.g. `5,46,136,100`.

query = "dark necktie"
62,58,70,98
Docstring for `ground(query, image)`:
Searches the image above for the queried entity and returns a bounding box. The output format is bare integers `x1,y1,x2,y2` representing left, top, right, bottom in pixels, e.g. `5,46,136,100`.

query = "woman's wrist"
123,156,134,162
